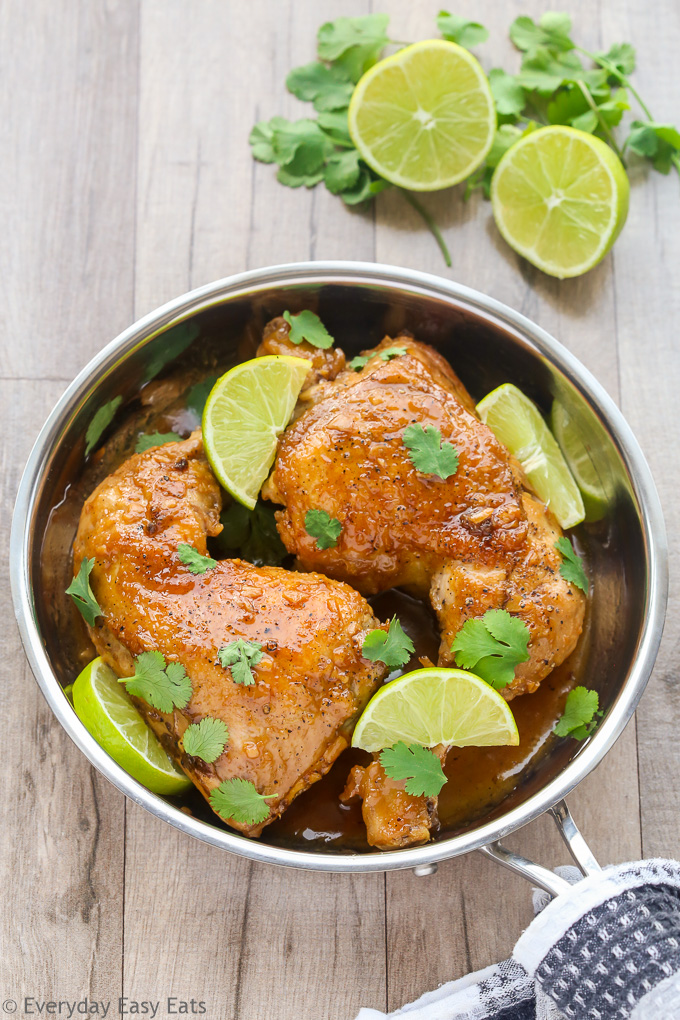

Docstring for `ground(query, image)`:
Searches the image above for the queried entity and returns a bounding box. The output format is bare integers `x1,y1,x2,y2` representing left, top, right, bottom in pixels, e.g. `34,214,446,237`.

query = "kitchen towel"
355,859,680,1019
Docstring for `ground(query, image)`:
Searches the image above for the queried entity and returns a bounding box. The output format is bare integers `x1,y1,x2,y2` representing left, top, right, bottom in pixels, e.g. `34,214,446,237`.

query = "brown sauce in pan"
40,375,590,853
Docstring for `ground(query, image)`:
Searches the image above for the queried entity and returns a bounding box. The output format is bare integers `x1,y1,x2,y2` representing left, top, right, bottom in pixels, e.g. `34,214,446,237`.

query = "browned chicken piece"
262,325,586,848
72,432,386,836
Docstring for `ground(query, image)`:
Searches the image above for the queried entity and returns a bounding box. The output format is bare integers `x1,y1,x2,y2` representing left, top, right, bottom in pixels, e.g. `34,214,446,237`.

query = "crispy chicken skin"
262,324,586,847
72,432,386,836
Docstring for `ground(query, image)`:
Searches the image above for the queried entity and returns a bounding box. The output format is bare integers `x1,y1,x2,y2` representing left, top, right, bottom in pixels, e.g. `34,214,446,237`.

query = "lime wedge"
476,383,585,529
550,400,608,521
202,355,311,509
352,667,518,754
491,125,629,278
348,39,495,191
72,657,192,796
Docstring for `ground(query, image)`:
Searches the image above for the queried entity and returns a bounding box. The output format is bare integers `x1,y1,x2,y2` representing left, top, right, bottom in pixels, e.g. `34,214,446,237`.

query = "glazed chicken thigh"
261,320,586,847
72,433,386,835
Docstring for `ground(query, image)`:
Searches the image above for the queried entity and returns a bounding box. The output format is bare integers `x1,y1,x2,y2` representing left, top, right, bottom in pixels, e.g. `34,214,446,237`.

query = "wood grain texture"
3,0,679,1017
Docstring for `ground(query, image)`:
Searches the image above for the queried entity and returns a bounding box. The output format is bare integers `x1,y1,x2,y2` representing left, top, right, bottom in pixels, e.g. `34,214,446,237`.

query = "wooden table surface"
3,2,678,1018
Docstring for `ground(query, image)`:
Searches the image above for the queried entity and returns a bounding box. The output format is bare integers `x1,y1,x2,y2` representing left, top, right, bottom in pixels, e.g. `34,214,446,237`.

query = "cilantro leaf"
217,501,288,567
66,557,102,627
379,742,447,797
555,537,589,593
317,14,389,83
324,148,362,194
282,309,335,349
316,109,352,146
286,61,354,112
135,431,181,454
489,69,526,117
122,651,192,713
362,616,415,671
627,121,680,174
209,777,275,825
599,42,636,77
451,609,530,690
403,424,459,480
177,543,217,575
380,345,407,361
305,508,342,549
218,639,263,686
249,121,276,162
349,346,406,372
554,686,601,740
186,375,218,419
349,354,369,371
183,717,229,763
509,13,574,57
85,396,122,456
437,11,488,49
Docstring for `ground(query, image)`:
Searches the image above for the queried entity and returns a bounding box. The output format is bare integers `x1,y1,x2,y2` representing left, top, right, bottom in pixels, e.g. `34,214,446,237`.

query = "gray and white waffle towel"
355,860,680,1020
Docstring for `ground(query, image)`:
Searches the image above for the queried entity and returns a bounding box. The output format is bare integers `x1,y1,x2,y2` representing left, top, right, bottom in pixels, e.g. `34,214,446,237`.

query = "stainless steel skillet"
10,262,668,893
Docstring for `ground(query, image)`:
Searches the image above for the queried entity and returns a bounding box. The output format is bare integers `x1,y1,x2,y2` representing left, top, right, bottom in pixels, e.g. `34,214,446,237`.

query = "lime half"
352,667,518,754
477,383,585,529
551,400,608,521
348,39,495,191
72,657,192,796
202,355,311,509
491,125,629,278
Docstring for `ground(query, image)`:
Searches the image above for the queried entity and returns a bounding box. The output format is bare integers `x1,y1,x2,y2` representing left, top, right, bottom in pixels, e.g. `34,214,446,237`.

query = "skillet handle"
477,799,601,897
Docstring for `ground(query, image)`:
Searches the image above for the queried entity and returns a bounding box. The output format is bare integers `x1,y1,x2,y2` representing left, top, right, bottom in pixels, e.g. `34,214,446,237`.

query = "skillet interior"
15,265,665,870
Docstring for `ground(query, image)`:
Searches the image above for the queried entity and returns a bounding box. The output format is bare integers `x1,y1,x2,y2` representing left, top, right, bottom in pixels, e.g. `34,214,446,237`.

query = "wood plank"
1,380,126,1006
126,4,385,1017
374,2,643,1007
0,0,139,380
600,0,680,861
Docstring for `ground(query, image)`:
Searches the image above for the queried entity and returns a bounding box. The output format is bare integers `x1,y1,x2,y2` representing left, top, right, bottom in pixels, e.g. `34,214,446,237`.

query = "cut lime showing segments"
202,355,311,509
491,125,629,278
477,383,585,530
348,39,495,191
352,667,518,754
550,400,608,521
72,657,192,796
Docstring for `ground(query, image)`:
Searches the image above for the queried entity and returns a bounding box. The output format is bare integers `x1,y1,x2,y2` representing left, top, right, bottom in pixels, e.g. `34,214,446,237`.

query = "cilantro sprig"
349,345,407,371
282,309,334,349
121,651,192,713
554,686,601,740
177,543,217,575
135,431,181,454
403,424,459,480
66,557,102,627
183,717,229,763
451,609,530,690
379,742,447,797
85,396,122,456
305,508,342,550
362,617,415,671
209,777,275,825
218,639,263,686
555,537,589,594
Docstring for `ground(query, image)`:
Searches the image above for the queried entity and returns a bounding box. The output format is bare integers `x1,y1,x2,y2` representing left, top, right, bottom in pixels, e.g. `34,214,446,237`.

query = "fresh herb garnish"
349,346,407,370
66,557,102,627
183,717,229,763
362,616,415,671
218,639,263,686
451,609,530,690
121,651,192,713
209,777,275,825
216,501,288,567
135,431,182,454
250,11,678,267
177,543,217,575
85,396,122,456
554,686,601,740
349,355,369,371
305,508,342,549
379,742,447,797
403,424,459,480
282,309,334,349
186,375,219,420
555,537,589,593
